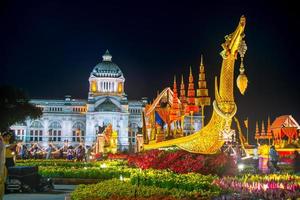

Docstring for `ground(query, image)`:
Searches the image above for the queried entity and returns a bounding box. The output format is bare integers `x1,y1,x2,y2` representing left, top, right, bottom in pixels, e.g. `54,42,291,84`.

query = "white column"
43,120,49,147
86,115,96,146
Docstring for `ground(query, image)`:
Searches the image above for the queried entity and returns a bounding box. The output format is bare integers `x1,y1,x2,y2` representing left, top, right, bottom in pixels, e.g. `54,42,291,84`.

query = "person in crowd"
32,145,39,159
59,148,64,159
0,134,6,200
46,144,53,159
16,142,23,159
76,145,84,162
293,150,300,174
85,146,92,162
269,145,279,173
67,146,74,160
2,132,16,168
253,145,259,173
235,145,241,164
23,145,29,159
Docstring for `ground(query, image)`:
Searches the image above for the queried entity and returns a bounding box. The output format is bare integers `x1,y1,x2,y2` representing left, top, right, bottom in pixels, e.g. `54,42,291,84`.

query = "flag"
155,112,164,126
244,118,248,129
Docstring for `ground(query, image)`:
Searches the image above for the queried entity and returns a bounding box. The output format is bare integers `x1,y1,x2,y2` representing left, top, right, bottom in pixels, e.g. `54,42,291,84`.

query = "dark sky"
1,0,299,137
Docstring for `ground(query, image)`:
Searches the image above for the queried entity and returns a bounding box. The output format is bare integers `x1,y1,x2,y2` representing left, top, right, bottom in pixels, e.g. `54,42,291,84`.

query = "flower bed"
71,179,219,200
130,169,221,194
128,150,236,176
38,166,135,179
107,152,129,160
16,159,126,168
213,174,300,199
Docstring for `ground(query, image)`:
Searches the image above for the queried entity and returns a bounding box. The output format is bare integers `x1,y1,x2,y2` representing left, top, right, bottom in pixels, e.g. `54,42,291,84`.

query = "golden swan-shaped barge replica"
143,16,248,154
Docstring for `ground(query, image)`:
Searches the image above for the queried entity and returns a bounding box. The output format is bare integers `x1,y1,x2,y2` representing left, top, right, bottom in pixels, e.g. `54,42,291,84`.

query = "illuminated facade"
10,50,147,150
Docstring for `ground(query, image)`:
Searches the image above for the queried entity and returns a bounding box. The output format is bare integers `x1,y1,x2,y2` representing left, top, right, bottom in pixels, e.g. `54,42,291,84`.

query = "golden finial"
261,120,265,135
181,74,184,84
255,121,259,135
237,40,248,95
200,54,205,72
189,65,192,75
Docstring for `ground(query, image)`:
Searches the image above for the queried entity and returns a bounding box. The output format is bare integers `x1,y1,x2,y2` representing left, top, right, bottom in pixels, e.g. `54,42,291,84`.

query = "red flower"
126,150,235,175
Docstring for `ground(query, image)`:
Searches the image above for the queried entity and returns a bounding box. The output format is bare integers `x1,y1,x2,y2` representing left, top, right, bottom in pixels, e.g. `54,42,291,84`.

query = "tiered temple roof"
196,55,211,107
170,76,180,122
185,66,199,114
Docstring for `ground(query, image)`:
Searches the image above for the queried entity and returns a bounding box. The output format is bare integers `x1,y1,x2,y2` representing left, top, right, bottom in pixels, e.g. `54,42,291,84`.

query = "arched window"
48,121,62,142
30,121,43,142
72,122,85,142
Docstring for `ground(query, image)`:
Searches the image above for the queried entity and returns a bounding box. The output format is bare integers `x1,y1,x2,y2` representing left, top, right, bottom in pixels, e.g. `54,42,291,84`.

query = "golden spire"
197,55,210,101
185,66,198,114
255,121,259,135
188,66,194,94
180,74,185,98
173,75,176,86
180,74,186,112
196,55,210,126
261,120,265,135
170,75,180,121
255,121,260,141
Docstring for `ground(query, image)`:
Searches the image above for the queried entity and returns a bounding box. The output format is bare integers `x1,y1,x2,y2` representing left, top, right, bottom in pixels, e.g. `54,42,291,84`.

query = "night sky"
1,0,299,138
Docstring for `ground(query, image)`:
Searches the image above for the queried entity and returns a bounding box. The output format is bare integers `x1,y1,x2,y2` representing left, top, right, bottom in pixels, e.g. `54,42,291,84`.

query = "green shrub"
130,169,221,193
38,166,136,179
71,179,219,200
16,159,126,168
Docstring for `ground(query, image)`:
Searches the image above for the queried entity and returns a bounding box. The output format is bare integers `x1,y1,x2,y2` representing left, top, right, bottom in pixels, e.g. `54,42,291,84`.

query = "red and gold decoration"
141,16,247,154
196,55,211,126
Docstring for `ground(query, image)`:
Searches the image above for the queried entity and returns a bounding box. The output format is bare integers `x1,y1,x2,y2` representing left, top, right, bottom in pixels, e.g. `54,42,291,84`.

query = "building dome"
91,50,123,78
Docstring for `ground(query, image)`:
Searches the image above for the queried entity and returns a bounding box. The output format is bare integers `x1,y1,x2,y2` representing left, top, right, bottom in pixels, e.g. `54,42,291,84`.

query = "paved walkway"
4,185,76,200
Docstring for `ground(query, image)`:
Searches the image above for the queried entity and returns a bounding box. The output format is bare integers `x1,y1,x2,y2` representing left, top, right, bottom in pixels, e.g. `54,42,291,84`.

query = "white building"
10,50,147,151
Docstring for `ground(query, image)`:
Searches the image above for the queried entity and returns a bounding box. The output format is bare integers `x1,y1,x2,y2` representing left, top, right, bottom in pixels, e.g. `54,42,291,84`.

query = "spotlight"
100,163,107,168
238,163,244,171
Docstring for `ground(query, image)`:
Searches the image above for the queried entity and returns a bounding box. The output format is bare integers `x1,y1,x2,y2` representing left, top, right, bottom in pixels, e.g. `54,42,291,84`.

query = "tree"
0,85,42,132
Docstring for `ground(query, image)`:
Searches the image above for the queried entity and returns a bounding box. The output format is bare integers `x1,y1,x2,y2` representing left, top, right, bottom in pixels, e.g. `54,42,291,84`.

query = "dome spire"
102,49,112,61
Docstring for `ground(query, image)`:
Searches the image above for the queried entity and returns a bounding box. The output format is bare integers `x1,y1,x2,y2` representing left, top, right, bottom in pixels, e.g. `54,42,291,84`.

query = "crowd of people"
227,143,300,175
14,143,93,162
0,131,93,164
251,145,300,174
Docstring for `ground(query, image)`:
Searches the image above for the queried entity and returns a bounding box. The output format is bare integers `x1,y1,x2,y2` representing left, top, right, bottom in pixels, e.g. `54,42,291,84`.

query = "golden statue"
144,16,247,154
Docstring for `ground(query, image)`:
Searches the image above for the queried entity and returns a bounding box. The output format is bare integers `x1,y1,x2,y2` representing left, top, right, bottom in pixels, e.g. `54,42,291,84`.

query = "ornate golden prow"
221,16,246,59
143,16,248,154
